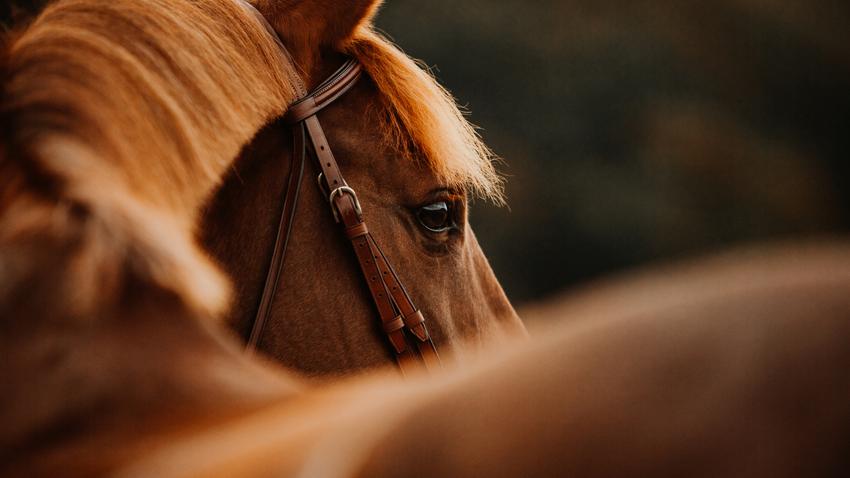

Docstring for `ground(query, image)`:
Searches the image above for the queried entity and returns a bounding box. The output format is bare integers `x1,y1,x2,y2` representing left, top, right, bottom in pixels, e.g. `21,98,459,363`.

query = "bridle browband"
239,2,440,375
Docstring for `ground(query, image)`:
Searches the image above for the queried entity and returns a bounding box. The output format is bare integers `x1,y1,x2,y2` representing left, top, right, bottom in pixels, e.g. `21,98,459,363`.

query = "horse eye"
416,201,453,233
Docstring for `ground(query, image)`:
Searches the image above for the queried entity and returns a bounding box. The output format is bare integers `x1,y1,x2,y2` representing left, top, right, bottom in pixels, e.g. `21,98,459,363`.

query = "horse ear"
254,0,382,65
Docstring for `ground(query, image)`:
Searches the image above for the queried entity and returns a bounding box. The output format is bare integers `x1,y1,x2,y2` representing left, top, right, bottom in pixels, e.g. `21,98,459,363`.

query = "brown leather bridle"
240,2,440,375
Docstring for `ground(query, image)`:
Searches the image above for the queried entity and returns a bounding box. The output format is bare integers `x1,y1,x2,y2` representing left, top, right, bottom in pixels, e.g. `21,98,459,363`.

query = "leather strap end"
403,309,425,327
388,330,408,355
409,323,430,342
404,310,429,342
418,339,442,371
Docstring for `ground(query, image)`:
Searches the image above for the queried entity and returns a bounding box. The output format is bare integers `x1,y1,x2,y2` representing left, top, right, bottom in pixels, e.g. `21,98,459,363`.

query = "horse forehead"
313,76,381,145
314,79,441,194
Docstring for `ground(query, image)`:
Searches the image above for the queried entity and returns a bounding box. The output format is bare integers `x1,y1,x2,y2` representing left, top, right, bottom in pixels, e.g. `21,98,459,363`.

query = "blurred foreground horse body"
1,0,849,476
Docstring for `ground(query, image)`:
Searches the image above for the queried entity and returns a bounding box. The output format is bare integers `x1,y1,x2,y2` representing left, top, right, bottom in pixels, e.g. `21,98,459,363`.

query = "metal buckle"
319,173,362,223
329,186,362,223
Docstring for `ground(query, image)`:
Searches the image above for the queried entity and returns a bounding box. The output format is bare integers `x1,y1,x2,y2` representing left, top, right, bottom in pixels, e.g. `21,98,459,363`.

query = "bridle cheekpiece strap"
242,11,441,375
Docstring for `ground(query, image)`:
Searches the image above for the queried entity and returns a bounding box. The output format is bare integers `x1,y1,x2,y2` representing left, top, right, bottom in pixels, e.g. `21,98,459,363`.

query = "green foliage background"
4,1,848,305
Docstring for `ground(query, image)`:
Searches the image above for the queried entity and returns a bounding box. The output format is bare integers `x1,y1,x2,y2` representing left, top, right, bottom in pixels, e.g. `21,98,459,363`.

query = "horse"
198,4,526,375
0,0,526,380
2,0,850,476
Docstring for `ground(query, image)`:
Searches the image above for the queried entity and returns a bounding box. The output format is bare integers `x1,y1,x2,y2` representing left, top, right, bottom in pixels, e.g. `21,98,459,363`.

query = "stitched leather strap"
247,123,306,353
284,59,362,124
300,100,441,375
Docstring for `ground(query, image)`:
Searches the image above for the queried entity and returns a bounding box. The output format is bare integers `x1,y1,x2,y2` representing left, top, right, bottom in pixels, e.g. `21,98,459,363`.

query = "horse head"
202,0,526,375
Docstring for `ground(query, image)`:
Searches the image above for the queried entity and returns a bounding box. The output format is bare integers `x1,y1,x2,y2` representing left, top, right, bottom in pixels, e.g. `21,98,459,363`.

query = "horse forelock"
345,29,506,204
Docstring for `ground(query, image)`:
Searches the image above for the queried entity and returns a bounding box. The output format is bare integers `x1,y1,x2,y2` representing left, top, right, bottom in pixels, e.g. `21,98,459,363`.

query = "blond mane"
0,0,303,317
347,29,504,203
3,0,302,214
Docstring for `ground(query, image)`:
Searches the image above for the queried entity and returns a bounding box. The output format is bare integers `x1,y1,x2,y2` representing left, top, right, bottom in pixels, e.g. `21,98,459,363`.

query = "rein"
239,1,440,375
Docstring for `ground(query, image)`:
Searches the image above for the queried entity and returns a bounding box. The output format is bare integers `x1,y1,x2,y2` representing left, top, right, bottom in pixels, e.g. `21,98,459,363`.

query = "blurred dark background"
376,0,850,305
5,1,849,307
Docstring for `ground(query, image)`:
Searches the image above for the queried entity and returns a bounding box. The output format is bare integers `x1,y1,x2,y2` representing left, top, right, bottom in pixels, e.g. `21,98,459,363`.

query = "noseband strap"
242,7,440,375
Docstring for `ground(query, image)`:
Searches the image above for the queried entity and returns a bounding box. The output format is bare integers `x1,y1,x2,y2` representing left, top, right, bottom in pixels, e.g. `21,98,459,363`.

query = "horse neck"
0,0,306,457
